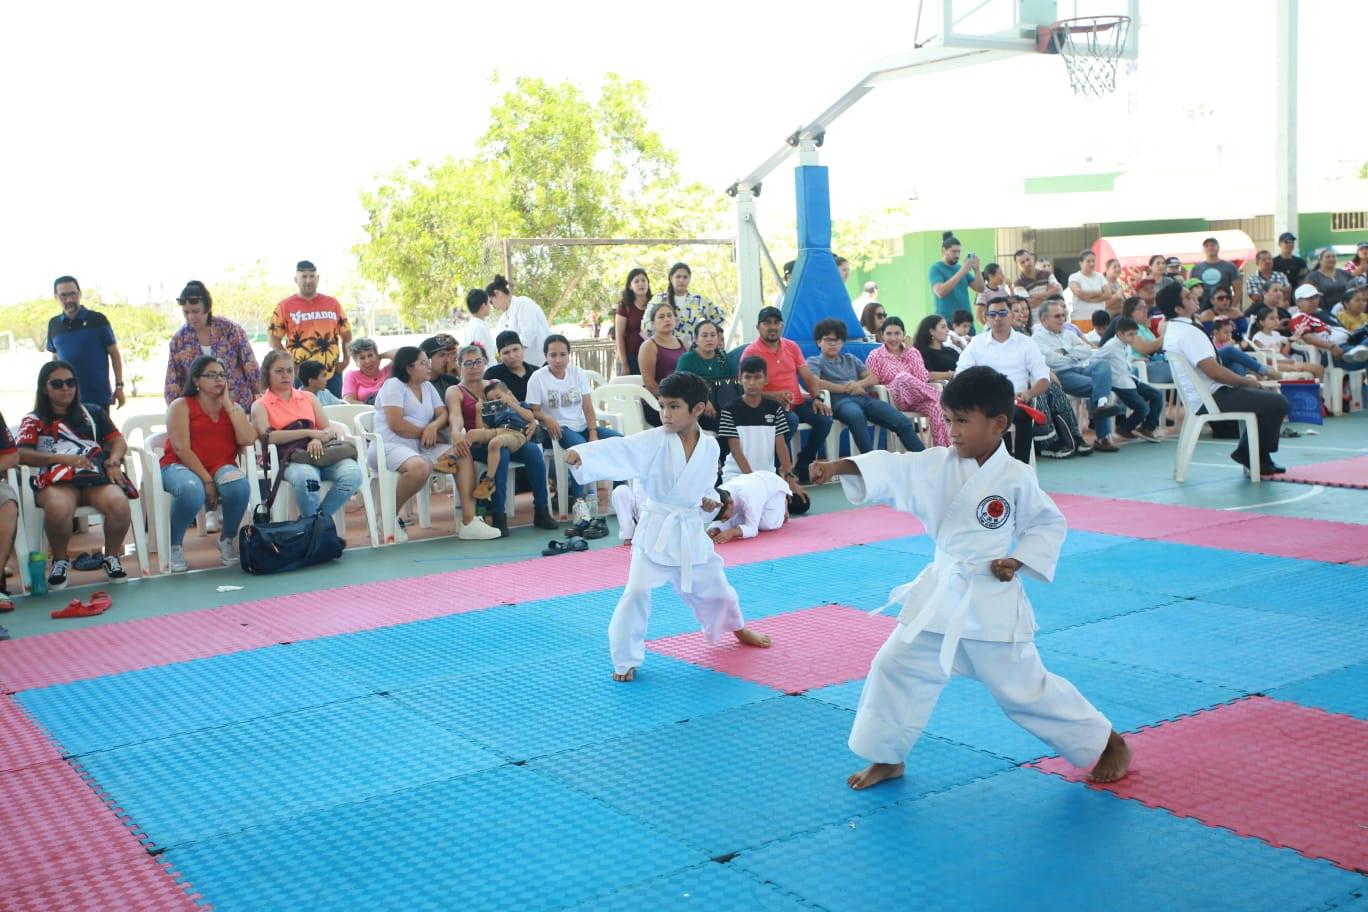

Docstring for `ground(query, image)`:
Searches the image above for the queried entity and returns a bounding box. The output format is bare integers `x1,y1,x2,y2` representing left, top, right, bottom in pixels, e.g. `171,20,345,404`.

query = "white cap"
1294,284,1322,301
863,281,877,293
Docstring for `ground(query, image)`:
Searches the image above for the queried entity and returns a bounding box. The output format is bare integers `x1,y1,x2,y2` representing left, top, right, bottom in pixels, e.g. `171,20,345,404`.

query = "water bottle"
28,551,48,596
572,497,592,524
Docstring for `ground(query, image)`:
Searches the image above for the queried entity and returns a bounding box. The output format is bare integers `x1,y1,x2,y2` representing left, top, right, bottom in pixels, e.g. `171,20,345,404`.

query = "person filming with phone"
929,231,984,326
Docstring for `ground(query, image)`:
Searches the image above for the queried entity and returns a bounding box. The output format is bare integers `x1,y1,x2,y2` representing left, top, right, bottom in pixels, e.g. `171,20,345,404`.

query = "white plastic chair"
1133,360,1185,430
583,369,608,389
354,412,480,543
871,385,933,454
18,455,151,579
612,374,644,387
324,403,373,430
1167,353,1261,484
5,464,33,593
590,384,660,436
264,419,379,546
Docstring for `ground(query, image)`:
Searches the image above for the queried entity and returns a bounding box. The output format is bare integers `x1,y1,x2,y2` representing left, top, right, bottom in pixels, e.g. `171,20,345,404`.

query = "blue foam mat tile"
1200,562,1368,627
1037,600,1368,691
1267,663,1368,721
1051,539,1304,599
1055,530,1140,556
533,696,1013,856
858,534,938,558
735,768,1366,912
72,695,504,849
165,765,705,912
14,645,371,756
563,862,817,912
725,544,932,617
1022,580,1175,634
392,650,777,760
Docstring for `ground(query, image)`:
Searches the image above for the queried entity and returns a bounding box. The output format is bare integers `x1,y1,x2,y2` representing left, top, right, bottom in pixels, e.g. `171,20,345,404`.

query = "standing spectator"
462,288,499,359
851,281,878,323
835,255,851,284
1245,249,1292,311
1013,250,1062,308
652,262,723,348
718,356,796,481
1033,300,1123,452
1098,319,1164,442
676,321,737,433
807,318,926,453
913,313,960,380
929,231,983,322
160,355,257,571
1145,254,1172,290
300,361,345,405
974,262,1008,327
859,301,887,342
17,362,132,589
1158,283,1288,475
1102,258,1126,315
1189,237,1243,308
955,300,1052,464
486,275,551,368
614,268,651,376
1272,232,1309,287
268,260,352,399
163,281,259,411
526,336,622,514
341,337,393,405
0,414,20,616
1344,242,1368,278
46,276,124,410
741,306,833,482
1164,256,1186,288
1304,249,1353,310
637,300,687,408
250,351,363,527
1068,250,1109,318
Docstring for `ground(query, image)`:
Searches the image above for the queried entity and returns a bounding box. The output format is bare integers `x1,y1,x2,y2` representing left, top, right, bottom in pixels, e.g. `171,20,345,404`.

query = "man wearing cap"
419,334,461,398
1189,238,1242,309
851,281,878,322
1158,282,1287,475
1159,256,1185,290
1245,249,1291,311
1273,232,1309,288
1290,284,1368,366
45,275,125,409
741,306,832,483
269,261,352,399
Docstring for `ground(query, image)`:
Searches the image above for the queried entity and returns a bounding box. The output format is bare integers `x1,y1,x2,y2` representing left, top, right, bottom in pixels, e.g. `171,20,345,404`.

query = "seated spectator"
707,470,807,544
0,414,20,616
1033,300,1123,452
420,334,461,399
948,309,974,352
1255,284,1294,335
160,355,257,571
450,345,556,535
741,306,833,482
1250,307,1324,379
859,301,887,342
482,331,533,403
1135,276,1158,313
1098,318,1164,443
300,360,345,406
718,356,797,481
1344,241,1368,278
638,300,686,419
677,320,738,433
1198,285,1248,338
163,281,259,411
17,361,132,589
1291,284,1368,366
956,298,1054,463
913,314,960,380
1085,310,1110,346
1335,282,1368,332
1212,318,1276,379
807,318,926,453
526,336,622,515
847,316,942,450
251,351,363,529
341,338,392,405
1011,295,1034,335
1116,296,1170,383
1246,249,1291,310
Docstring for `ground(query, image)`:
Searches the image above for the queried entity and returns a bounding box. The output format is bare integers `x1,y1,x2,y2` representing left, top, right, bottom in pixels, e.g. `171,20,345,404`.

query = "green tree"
210,261,296,335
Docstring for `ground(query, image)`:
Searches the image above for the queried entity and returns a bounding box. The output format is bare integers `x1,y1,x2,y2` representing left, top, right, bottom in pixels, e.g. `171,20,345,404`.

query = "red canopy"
1093,229,1256,292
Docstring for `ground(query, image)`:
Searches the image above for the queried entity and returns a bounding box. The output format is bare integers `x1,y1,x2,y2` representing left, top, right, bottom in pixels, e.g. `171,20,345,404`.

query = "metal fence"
571,338,618,378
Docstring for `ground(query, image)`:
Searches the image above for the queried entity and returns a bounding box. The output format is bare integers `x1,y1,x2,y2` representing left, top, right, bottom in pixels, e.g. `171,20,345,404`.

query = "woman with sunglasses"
160,356,257,571
163,281,260,411
17,361,134,589
859,302,887,342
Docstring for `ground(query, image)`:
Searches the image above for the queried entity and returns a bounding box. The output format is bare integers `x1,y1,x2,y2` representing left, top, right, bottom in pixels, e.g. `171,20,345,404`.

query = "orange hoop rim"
1036,14,1132,55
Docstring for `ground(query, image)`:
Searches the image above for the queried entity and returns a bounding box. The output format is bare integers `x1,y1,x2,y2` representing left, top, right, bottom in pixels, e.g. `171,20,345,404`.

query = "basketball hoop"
1037,15,1132,97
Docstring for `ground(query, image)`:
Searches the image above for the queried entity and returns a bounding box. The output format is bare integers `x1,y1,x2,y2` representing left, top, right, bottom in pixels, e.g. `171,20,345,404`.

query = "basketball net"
1039,16,1131,97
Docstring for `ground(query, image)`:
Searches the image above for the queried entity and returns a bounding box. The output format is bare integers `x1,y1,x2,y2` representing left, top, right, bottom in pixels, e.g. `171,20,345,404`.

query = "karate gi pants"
609,550,744,675
848,629,1112,769
611,485,641,540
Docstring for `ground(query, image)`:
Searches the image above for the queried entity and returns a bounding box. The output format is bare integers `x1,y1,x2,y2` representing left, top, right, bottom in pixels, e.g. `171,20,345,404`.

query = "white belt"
871,554,979,675
643,501,702,592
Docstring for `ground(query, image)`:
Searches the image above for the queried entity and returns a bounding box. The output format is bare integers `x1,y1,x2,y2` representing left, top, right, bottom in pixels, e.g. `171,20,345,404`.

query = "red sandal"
50,591,113,619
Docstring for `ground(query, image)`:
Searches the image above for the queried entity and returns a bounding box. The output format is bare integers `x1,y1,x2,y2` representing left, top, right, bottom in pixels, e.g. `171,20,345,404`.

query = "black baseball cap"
756,306,784,324
419,333,457,356
1165,256,1183,270
1201,237,1219,246
1278,232,1296,243
296,260,317,271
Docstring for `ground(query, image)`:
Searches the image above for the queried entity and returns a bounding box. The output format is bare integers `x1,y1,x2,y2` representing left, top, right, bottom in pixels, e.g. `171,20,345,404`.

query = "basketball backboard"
937,0,1139,59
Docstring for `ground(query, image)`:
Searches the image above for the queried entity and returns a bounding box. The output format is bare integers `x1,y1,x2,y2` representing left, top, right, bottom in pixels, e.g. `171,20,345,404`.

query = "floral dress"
864,344,949,447
164,317,260,411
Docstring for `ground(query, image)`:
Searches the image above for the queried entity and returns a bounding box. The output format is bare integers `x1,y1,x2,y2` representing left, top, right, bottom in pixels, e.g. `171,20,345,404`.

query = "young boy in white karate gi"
810,366,1130,787
707,470,809,545
565,371,772,681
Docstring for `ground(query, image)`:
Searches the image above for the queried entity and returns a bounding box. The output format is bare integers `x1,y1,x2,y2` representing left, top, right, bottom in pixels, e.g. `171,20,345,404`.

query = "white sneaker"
204,510,221,534
1342,344,1368,363
217,538,239,567
168,546,188,573
393,518,410,544
458,518,501,541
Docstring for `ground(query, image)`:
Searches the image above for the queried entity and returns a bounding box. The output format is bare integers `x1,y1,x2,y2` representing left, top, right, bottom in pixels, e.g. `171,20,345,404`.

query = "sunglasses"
873,311,886,318
986,309,1011,318
1212,295,1231,301
47,377,78,389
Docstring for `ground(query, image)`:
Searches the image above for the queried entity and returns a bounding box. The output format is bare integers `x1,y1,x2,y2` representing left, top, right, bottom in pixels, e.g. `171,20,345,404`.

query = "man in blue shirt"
928,231,983,323
46,276,124,409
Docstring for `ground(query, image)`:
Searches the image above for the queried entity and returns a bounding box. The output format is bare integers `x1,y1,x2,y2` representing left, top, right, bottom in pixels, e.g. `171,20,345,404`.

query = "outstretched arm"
807,458,860,485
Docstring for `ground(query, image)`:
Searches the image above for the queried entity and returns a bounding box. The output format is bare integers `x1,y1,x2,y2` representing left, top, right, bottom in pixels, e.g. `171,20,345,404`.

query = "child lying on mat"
810,366,1130,789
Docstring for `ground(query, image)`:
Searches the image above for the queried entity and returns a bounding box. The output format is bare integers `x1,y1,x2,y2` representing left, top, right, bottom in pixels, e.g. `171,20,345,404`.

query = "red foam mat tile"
1030,696,1368,871
0,855,204,912
1052,495,1241,538
1274,455,1368,490
649,604,897,693
0,697,62,773
1161,513,1368,564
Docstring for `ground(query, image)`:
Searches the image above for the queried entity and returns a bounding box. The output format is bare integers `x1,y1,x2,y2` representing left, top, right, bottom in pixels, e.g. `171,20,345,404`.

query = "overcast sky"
2,0,1360,305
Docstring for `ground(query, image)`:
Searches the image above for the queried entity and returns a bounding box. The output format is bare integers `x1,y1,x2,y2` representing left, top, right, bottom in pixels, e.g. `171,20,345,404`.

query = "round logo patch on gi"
976,495,1011,530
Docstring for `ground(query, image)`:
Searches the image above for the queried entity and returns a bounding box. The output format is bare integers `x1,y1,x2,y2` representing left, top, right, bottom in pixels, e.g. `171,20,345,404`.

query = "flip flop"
72,552,103,572
568,536,589,552
542,539,575,556
50,591,113,620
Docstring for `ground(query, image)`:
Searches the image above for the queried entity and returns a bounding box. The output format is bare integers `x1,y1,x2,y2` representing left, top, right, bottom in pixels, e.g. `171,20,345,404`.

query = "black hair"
658,370,708,408
485,274,511,297
941,230,961,249
1013,248,1031,259
1113,316,1140,335
183,355,225,398
692,319,723,346
1091,309,1111,329
1079,248,1096,262
297,360,328,386
390,346,423,383
941,365,1015,420
833,254,848,267
619,268,651,311
53,275,80,294
1124,296,1145,318
177,280,213,317
813,317,848,342
466,288,489,314
739,355,767,376
1156,282,1185,319
912,314,945,350
882,315,907,336
859,301,885,335
1210,284,1233,299
787,492,812,515
1149,254,1166,268
543,333,570,355
983,263,1002,280
667,262,691,282
951,308,973,327
34,360,78,420
782,260,796,280
495,330,522,352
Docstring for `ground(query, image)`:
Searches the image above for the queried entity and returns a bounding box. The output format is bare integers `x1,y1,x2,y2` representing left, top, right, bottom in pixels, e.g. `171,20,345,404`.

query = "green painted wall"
1098,218,1208,236
1296,212,1363,256
851,228,996,330
1026,173,1121,194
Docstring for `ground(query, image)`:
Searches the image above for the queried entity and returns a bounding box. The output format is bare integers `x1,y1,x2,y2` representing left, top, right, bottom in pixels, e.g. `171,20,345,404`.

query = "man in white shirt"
851,281,878,322
956,291,1051,463
486,276,551,368
1157,283,1288,475
1033,300,1123,452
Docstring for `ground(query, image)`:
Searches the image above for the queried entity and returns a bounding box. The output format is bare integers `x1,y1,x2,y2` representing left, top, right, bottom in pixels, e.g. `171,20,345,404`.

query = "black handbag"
238,510,344,575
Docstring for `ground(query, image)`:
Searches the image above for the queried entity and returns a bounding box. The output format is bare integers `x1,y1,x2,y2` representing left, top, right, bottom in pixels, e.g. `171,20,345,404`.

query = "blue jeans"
555,426,623,497
833,396,923,453
1217,345,1266,377
508,439,549,510
784,399,834,470
282,458,363,519
1140,359,1173,384
1055,361,1114,438
1113,383,1164,433
160,462,250,546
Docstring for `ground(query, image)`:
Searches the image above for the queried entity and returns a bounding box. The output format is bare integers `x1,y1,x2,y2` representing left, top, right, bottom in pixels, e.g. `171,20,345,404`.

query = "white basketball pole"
1273,0,1297,244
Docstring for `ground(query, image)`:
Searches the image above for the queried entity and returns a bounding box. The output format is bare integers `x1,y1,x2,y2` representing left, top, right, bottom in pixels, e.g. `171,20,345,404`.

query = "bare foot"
1088,731,1131,783
612,667,636,682
733,627,771,648
847,762,904,790
621,539,632,548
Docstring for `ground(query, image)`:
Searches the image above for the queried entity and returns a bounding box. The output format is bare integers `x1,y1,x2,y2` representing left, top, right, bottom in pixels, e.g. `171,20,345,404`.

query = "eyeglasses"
460,358,487,368
986,309,1011,318
198,371,226,380
819,336,842,343
47,377,78,389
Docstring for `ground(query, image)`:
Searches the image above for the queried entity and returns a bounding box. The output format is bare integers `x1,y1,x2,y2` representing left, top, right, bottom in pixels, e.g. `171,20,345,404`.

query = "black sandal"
580,518,609,540
542,537,590,556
